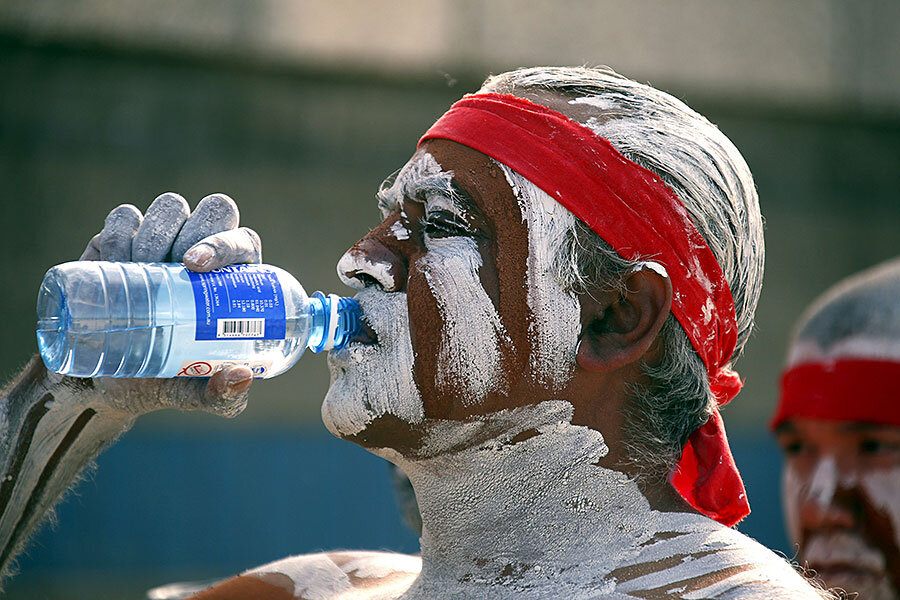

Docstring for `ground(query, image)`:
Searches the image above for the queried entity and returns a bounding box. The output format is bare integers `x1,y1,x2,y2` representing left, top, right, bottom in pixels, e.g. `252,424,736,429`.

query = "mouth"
350,318,379,346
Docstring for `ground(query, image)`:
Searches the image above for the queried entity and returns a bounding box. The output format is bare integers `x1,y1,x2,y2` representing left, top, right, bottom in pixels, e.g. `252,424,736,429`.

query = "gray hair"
788,257,900,367
479,67,765,475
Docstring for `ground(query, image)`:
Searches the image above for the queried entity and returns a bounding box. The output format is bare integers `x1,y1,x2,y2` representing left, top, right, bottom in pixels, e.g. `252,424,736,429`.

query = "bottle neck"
307,292,360,353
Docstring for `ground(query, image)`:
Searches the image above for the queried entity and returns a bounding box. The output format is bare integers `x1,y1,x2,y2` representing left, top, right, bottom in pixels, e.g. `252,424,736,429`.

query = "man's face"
321,139,582,452
777,418,900,598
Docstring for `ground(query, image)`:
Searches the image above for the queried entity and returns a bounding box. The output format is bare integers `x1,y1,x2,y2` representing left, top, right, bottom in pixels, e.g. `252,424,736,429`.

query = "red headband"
772,359,900,429
420,93,748,526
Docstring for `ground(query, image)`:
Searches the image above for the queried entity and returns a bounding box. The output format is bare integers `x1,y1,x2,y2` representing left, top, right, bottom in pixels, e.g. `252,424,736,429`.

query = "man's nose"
337,234,407,293
799,459,857,530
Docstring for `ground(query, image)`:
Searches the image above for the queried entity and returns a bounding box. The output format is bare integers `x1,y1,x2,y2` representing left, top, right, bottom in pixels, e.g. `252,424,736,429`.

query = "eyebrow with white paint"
376,156,477,218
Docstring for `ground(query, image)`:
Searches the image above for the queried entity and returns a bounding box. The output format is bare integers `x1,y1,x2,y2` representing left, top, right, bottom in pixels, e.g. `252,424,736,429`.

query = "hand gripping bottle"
36,262,360,379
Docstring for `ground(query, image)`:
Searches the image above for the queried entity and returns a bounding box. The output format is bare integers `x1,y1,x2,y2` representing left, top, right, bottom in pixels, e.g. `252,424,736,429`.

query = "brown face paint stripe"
0,408,96,567
0,394,53,516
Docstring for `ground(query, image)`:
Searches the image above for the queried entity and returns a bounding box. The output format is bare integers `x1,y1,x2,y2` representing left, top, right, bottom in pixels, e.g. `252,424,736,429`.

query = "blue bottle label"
188,265,286,341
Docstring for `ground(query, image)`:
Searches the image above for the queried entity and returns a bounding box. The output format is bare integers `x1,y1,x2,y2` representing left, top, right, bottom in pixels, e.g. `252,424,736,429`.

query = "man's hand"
77,192,263,418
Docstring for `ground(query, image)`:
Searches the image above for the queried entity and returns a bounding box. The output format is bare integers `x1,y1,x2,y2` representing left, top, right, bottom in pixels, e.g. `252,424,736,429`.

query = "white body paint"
244,551,421,600
371,401,820,600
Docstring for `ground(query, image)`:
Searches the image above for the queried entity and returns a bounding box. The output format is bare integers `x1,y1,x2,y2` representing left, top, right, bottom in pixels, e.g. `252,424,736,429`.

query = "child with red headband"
773,258,900,600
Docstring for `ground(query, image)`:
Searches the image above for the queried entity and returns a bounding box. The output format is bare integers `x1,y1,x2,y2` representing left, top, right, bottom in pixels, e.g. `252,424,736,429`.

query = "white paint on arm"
0,359,134,584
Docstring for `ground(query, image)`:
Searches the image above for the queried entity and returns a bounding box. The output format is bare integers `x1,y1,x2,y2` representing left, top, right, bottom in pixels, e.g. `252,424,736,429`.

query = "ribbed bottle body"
36,262,312,379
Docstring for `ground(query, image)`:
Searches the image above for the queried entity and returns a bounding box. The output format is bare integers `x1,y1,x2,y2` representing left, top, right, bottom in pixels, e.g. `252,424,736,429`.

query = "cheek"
861,468,900,547
410,238,511,417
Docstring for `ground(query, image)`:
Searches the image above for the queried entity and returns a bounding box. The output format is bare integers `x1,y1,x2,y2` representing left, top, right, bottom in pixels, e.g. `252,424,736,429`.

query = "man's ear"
576,265,673,372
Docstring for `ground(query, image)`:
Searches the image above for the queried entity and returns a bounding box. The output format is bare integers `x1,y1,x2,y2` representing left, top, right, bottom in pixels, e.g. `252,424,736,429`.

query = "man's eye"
422,211,472,238
780,438,807,456
859,437,900,456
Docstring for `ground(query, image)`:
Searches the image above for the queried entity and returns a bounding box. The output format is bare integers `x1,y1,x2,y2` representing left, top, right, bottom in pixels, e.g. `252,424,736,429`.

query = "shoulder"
611,514,830,599
189,551,421,600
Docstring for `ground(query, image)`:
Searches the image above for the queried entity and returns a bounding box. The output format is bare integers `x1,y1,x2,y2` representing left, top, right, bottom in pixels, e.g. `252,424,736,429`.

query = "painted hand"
74,192,263,418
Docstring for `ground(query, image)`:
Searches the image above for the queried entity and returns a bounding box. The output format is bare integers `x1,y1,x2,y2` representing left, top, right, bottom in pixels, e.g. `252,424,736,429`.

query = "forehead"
777,418,900,442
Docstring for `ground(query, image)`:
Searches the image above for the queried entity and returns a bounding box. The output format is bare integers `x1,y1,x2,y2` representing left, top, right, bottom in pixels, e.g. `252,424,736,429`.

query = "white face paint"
323,284,424,437
389,219,410,241
781,462,804,545
417,233,509,404
324,143,819,598
783,455,900,600
498,164,580,391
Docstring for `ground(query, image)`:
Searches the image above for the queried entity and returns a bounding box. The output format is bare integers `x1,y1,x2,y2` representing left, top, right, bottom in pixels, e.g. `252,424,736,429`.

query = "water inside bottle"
37,262,311,378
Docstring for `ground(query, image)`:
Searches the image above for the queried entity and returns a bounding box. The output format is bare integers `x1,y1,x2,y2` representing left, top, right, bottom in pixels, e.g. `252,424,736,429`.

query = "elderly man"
1,67,828,598
773,258,900,600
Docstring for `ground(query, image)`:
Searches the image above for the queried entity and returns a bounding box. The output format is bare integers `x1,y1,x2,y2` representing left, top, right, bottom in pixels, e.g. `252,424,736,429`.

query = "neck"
379,401,709,598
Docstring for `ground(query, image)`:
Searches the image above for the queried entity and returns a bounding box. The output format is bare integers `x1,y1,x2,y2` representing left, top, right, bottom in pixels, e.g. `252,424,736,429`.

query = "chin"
321,341,424,441
815,569,895,600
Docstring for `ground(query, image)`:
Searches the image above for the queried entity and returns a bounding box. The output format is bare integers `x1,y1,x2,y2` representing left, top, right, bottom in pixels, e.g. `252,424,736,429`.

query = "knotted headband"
420,93,749,526
772,359,900,429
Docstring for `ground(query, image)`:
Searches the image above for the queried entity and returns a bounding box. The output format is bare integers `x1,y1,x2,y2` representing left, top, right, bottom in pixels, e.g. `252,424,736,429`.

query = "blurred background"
1,1,899,597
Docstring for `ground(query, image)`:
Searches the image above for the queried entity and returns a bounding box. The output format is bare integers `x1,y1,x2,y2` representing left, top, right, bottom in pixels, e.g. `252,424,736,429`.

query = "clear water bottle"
36,261,361,379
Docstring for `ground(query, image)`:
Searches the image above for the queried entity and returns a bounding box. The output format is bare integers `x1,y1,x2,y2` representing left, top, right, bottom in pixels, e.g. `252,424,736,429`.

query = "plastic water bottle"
35,261,361,379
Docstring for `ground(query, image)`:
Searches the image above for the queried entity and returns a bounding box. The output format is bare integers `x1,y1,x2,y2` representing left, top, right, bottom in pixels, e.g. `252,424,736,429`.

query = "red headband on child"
772,359,900,429
420,93,748,526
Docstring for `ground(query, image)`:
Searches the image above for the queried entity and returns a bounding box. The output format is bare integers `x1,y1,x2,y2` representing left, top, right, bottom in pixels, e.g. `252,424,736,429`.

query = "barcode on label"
217,318,265,338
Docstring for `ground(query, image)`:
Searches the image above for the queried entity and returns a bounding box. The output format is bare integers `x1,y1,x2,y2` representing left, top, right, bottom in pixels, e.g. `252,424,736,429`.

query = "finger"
147,365,251,418
99,204,143,261
79,233,102,261
131,192,191,262
183,227,262,272
171,194,239,262
204,366,253,418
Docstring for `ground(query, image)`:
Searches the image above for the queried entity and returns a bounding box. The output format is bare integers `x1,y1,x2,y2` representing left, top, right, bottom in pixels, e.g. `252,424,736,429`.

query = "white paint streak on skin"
336,253,396,293
389,220,410,241
808,455,837,509
499,164,580,391
340,554,422,579
243,552,421,600
635,260,669,279
861,466,900,557
417,236,508,404
323,286,424,437
781,463,804,546
785,458,900,599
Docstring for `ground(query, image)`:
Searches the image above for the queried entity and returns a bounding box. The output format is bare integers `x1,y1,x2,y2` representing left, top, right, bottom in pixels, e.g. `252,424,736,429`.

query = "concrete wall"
2,0,899,113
